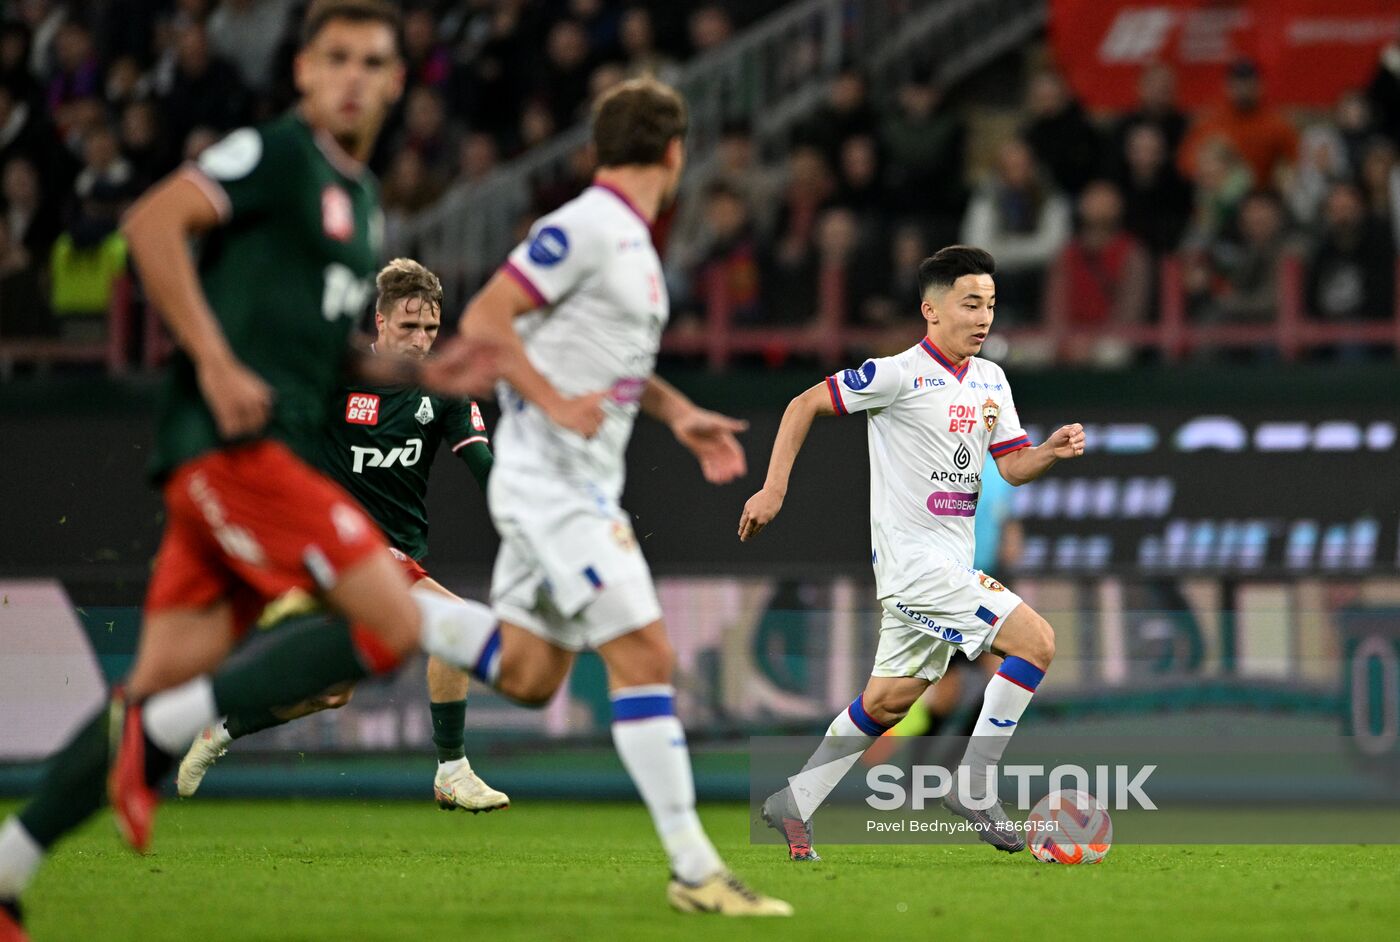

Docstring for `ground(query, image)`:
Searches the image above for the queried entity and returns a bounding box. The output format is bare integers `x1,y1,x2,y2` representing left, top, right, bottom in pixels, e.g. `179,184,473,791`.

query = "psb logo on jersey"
527,226,569,266
982,398,1001,433
978,572,1006,593
321,184,355,242
346,393,380,425
913,375,945,390
414,396,435,425
470,402,486,432
842,360,877,391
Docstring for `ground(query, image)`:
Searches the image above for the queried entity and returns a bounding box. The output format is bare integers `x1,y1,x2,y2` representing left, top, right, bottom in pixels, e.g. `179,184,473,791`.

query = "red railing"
670,254,1400,369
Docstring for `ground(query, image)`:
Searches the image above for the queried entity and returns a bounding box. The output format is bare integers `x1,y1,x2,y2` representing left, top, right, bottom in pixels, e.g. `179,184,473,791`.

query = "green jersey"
315,384,492,561
150,112,381,478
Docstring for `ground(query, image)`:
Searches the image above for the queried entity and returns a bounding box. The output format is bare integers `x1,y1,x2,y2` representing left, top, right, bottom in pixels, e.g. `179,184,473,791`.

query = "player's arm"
121,173,273,438
737,383,836,542
641,375,748,485
445,398,493,493
428,272,607,438
994,423,1085,486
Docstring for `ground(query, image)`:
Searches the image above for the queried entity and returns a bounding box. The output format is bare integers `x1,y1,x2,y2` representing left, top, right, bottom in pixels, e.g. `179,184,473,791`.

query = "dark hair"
592,78,688,167
917,245,996,296
301,0,402,49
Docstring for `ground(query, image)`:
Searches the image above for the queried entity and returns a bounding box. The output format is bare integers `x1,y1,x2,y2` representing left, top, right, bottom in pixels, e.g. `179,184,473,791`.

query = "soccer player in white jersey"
420,79,791,915
738,245,1086,860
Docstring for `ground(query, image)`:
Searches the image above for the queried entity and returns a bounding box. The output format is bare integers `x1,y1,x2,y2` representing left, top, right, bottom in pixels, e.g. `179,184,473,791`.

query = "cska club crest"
982,398,1000,433
415,396,435,425
321,184,355,242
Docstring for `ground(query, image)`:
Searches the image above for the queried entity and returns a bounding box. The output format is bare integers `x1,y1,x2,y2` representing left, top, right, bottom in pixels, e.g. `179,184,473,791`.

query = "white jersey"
495,184,669,496
826,338,1030,599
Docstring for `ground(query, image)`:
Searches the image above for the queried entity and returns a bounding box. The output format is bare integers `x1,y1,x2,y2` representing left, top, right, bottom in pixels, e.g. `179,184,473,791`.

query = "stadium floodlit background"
2,0,1400,939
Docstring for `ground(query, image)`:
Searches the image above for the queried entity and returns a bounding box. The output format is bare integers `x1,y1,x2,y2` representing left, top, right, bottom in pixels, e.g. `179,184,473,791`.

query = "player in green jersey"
175,259,509,812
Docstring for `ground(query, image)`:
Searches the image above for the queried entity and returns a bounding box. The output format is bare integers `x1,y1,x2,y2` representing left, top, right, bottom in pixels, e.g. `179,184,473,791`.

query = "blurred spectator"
516,99,556,155
688,4,733,56
588,62,627,110
119,99,170,186
1358,137,1400,245
798,68,877,165
182,125,220,162
381,148,444,218
21,0,68,79
1118,123,1191,257
400,4,452,92
1044,181,1151,334
394,86,458,185
1112,63,1188,161
1185,137,1253,245
457,132,499,186
1,23,39,102
695,181,763,323
46,21,101,121
772,145,835,267
570,0,621,61
669,122,782,279
880,72,965,246
0,81,54,173
1179,59,1297,190
1290,120,1352,227
812,205,886,328
1333,90,1376,175
1021,68,1100,196
48,186,128,342
961,138,1071,323
1366,41,1400,146
448,6,526,139
861,222,929,325
619,7,680,86
1305,181,1396,321
537,19,593,128
73,124,136,208
104,55,152,111
1,155,59,259
207,0,296,95
832,133,886,239
156,22,250,147
0,214,51,339
1187,189,1296,325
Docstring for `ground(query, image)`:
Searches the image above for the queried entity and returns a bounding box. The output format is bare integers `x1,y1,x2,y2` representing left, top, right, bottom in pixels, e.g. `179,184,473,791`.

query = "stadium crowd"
1,0,1399,365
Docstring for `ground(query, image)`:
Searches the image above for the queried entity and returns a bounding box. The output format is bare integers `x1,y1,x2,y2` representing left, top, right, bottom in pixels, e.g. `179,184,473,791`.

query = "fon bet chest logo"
345,393,380,425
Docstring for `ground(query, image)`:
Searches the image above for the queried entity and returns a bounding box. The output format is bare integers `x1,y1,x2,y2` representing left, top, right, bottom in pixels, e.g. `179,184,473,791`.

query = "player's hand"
1048,423,1086,459
672,407,748,484
197,354,273,439
548,391,608,439
421,337,501,399
738,487,784,542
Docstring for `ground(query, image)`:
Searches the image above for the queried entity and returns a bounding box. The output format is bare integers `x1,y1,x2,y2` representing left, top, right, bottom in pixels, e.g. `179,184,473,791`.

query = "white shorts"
488,467,661,652
873,560,1023,682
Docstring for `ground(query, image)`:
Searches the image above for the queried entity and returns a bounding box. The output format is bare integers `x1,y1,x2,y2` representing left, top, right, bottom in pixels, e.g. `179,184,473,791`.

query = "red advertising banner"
1051,0,1400,110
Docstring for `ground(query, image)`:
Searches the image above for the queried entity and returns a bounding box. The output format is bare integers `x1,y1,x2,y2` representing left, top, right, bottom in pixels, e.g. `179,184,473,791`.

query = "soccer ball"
1027,789,1112,864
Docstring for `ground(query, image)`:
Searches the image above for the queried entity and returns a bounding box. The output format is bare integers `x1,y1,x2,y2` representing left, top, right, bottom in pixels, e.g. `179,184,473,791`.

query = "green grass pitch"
5,799,1399,941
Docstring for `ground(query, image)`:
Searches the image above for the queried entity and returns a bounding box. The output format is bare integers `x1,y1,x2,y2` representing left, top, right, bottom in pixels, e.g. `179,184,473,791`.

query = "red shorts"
387,546,430,585
145,440,387,638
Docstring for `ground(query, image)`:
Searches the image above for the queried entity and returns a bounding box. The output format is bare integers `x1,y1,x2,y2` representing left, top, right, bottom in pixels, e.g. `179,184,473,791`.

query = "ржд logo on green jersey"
351,439,423,474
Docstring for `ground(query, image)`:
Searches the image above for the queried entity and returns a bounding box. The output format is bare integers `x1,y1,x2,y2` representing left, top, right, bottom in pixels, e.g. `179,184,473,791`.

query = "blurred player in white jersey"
738,245,1085,860
426,78,790,916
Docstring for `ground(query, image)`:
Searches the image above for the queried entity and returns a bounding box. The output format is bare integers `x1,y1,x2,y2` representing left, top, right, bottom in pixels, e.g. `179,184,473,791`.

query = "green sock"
212,614,372,719
224,706,288,740
430,700,467,762
18,704,113,848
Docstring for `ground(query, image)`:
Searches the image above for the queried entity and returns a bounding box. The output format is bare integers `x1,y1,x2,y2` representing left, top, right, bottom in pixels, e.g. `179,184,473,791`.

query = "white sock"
142,676,219,754
610,685,723,884
959,656,1045,797
437,757,468,776
0,817,42,899
786,695,890,821
412,589,502,684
